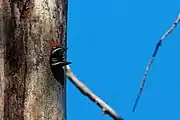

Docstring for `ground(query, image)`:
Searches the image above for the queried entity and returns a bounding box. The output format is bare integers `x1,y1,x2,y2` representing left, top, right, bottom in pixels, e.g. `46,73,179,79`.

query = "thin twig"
65,65,124,120
133,13,180,112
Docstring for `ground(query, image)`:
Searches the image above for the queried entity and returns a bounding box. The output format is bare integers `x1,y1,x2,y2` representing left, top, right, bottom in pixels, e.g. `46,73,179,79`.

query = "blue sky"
66,0,180,120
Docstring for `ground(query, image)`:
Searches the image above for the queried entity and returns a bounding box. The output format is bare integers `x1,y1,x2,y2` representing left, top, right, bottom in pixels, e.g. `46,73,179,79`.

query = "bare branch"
65,65,124,120
133,13,180,112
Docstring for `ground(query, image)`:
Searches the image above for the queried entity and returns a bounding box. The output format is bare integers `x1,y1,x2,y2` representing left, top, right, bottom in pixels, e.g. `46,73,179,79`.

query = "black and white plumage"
50,42,71,85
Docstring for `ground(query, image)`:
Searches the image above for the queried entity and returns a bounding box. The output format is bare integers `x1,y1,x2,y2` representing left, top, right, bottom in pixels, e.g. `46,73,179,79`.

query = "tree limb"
133,13,180,112
65,65,124,120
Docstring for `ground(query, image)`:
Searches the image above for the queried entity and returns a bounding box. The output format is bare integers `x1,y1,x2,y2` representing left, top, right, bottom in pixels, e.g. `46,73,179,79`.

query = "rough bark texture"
0,0,67,120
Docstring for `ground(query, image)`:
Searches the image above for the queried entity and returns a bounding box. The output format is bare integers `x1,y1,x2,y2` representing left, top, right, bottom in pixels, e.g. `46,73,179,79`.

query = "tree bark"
0,0,67,120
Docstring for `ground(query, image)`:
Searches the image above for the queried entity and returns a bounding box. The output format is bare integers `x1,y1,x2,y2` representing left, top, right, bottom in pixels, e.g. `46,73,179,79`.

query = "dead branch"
65,65,124,120
133,13,180,112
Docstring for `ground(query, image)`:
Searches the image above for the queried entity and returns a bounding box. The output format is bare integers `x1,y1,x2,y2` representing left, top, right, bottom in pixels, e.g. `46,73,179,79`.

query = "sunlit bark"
0,0,67,119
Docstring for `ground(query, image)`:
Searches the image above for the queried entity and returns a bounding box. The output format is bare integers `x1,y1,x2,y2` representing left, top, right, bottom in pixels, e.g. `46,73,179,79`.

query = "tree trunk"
0,0,67,120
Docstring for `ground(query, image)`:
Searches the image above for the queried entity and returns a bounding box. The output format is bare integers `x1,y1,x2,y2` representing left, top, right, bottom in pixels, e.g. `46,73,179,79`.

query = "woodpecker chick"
50,42,71,85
